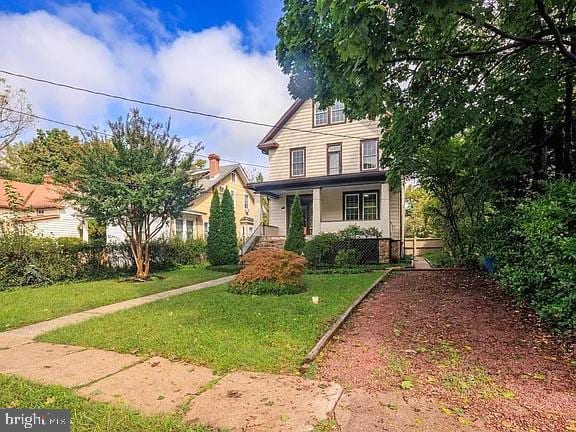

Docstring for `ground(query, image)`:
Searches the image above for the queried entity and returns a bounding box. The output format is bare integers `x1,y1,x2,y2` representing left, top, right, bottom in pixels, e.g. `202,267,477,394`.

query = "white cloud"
0,4,292,167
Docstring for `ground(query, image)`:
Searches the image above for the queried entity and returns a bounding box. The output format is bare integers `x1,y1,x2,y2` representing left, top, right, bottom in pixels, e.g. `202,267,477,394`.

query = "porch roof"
246,171,386,196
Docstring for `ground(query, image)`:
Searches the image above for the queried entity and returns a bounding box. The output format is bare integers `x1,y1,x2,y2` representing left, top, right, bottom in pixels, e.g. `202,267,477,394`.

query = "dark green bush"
303,232,341,267
284,195,305,254
334,249,360,266
478,180,576,331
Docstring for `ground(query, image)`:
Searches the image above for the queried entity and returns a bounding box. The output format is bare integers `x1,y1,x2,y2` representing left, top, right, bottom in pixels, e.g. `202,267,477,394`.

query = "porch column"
254,193,262,227
312,188,321,235
182,218,187,241
381,184,391,238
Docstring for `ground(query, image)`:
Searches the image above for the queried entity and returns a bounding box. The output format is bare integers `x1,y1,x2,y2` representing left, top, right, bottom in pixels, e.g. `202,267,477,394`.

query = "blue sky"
0,0,291,170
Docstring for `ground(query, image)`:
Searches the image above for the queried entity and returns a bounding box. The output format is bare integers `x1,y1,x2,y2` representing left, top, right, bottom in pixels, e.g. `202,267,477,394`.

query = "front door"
287,194,313,235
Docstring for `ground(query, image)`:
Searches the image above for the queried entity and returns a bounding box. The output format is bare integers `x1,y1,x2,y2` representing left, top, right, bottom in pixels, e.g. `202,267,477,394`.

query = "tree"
405,185,440,238
2,129,82,183
219,188,239,264
284,194,305,253
66,108,201,280
276,0,576,261
206,190,223,265
0,78,34,153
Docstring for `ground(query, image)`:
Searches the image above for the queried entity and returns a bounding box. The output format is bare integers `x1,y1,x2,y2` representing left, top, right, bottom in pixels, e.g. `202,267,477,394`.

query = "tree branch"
535,0,576,63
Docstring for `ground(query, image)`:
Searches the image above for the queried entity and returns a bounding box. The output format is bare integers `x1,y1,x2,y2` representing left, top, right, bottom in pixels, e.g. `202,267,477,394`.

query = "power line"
0,68,368,141
2,107,269,169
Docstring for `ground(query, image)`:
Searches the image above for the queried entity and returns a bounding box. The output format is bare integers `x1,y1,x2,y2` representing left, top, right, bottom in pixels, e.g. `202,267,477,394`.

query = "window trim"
243,193,250,211
360,138,380,171
312,100,346,127
342,190,380,221
290,147,306,178
326,143,342,175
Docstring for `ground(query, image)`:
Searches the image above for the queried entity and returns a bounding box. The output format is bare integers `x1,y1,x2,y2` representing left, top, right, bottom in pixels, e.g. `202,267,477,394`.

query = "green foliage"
405,185,441,237
334,249,360,266
219,188,239,264
478,181,576,330
284,194,305,253
421,251,454,268
167,238,206,265
228,280,306,296
206,190,222,265
303,232,341,268
65,108,202,279
2,129,82,183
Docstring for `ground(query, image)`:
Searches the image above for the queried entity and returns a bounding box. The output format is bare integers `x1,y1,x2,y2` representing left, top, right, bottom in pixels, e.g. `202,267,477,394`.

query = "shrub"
284,195,305,254
477,180,576,331
228,249,306,295
335,249,360,266
303,232,340,267
206,190,222,265
219,188,239,265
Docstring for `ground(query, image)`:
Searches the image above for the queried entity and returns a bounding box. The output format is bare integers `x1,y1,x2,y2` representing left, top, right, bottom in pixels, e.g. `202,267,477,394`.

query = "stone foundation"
378,239,402,264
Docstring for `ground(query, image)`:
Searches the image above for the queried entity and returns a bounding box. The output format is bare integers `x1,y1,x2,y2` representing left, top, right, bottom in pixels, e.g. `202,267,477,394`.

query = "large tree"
277,0,576,260
67,109,201,280
2,129,82,184
0,78,34,153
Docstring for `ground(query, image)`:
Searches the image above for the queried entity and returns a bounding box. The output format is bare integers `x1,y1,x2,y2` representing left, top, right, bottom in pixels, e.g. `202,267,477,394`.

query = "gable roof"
0,179,66,210
192,164,251,193
257,99,305,154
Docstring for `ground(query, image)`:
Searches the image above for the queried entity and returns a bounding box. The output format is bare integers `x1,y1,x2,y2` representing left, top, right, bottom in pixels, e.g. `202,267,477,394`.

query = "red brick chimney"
208,153,220,178
42,174,55,185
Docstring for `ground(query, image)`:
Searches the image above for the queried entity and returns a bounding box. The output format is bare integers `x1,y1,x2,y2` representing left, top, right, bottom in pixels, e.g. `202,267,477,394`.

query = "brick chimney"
208,153,220,178
42,174,55,185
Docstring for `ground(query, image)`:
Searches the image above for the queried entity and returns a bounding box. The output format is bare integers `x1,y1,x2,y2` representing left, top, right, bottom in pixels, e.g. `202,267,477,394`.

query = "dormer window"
313,101,346,126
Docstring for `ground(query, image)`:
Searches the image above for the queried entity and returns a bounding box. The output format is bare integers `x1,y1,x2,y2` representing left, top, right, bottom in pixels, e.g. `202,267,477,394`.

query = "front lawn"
0,375,214,432
0,267,228,330
39,272,383,374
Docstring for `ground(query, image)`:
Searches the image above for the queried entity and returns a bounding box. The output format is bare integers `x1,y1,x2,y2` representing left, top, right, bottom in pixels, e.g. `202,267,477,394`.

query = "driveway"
318,271,576,432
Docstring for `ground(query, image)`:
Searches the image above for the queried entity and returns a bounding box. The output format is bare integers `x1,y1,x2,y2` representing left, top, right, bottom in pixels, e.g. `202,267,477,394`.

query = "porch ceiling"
246,171,386,196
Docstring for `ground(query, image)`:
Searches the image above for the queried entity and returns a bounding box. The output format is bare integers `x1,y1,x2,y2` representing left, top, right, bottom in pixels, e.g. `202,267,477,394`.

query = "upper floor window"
361,139,379,170
290,148,306,177
327,144,342,175
231,172,237,182
314,101,346,126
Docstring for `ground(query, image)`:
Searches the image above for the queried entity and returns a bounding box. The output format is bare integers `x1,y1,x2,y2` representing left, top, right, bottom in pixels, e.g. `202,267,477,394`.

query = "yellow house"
106,154,261,244
168,154,261,242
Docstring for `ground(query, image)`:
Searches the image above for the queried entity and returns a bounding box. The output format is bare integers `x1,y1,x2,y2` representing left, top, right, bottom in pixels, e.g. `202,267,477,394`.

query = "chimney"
208,153,220,178
42,174,55,185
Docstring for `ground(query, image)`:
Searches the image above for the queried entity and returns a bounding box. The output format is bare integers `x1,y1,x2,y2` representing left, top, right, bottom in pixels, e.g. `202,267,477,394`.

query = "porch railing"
239,224,280,255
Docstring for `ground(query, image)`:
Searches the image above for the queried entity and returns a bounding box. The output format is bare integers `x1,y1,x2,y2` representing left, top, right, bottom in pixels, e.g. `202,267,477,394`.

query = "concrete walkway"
2,275,235,339
413,256,432,269
0,274,342,431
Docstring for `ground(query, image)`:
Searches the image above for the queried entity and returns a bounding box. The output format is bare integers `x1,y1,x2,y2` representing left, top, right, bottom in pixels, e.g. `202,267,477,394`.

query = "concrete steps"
252,236,285,250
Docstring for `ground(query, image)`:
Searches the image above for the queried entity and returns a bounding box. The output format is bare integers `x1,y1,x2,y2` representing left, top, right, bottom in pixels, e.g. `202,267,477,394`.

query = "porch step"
252,236,285,251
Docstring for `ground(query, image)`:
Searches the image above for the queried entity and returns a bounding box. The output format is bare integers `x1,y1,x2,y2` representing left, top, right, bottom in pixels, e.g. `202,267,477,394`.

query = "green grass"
0,267,228,330
39,273,383,374
421,251,454,268
0,374,216,432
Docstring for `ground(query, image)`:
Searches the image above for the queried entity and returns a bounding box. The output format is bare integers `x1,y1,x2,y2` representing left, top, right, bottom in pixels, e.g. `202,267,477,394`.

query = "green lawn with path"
0,267,228,330
39,272,383,374
0,375,216,432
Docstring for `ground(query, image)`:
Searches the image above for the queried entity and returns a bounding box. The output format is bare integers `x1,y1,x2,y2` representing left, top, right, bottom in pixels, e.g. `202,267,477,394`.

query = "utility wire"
2,107,269,169
0,68,368,140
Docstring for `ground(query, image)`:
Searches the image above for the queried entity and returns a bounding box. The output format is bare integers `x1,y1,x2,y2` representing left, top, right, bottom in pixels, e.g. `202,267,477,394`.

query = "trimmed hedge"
228,249,307,295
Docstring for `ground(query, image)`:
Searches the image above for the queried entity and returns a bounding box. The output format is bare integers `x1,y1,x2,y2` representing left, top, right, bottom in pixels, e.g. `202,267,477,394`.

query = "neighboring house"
107,154,260,243
0,175,88,240
247,99,404,260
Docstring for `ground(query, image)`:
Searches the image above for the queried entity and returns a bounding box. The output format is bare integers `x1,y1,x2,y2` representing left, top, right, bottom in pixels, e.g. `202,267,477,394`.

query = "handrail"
240,223,263,255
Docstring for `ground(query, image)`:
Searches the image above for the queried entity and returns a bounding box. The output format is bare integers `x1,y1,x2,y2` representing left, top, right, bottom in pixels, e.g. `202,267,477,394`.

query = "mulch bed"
318,270,576,432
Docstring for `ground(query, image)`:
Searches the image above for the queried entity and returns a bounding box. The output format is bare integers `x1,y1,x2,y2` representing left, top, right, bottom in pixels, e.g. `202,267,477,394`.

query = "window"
290,148,306,177
330,101,345,123
231,172,237,182
344,194,360,220
314,102,328,126
204,222,209,234
344,191,379,220
175,218,183,239
314,100,345,126
219,186,224,193
244,194,249,211
361,139,378,170
327,144,341,175
230,190,235,209
362,192,378,220
186,219,195,239
248,226,254,235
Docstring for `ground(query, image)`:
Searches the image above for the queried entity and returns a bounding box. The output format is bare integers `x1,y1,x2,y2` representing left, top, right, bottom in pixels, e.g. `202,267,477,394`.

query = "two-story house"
247,99,404,260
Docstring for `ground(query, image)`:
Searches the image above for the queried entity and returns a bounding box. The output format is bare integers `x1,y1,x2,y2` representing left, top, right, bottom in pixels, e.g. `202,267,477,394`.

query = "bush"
477,180,576,331
228,249,306,295
334,249,360,266
284,195,305,254
219,188,239,265
303,232,341,267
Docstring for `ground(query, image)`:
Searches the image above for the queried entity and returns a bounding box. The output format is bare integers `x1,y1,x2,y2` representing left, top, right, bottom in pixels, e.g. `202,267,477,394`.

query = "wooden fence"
404,237,444,257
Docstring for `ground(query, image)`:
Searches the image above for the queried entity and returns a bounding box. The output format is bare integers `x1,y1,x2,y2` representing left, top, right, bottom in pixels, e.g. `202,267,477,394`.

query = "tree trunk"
563,64,574,177
530,113,547,188
132,228,150,280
